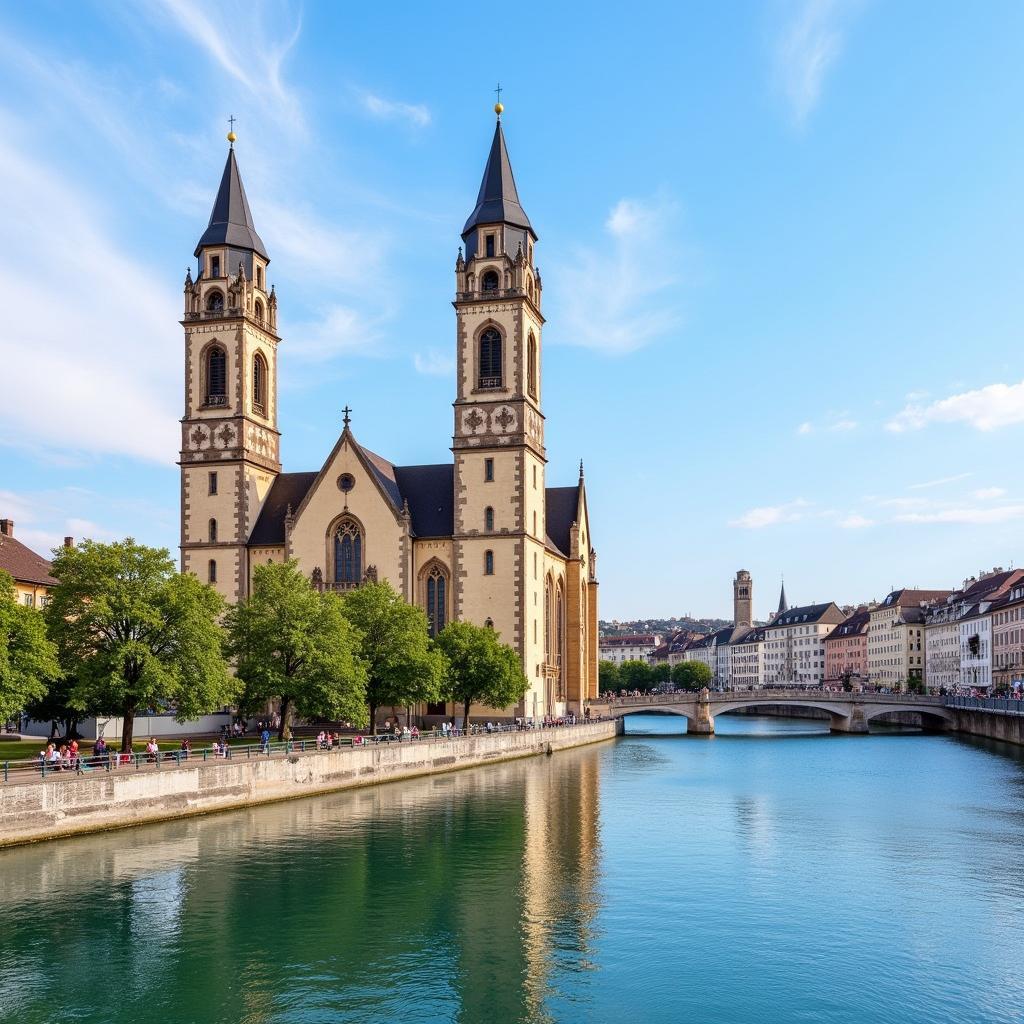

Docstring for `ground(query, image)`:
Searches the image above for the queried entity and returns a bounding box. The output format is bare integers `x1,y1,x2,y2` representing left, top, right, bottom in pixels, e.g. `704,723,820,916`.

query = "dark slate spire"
195,147,268,259
777,580,788,615
462,119,535,241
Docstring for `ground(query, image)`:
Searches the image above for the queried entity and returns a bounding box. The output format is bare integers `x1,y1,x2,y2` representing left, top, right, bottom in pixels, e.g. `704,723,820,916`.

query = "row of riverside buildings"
602,568,1024,694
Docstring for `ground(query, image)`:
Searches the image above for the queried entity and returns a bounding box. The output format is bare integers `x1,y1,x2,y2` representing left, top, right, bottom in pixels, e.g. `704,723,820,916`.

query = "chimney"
64,536,74,549
0,519,13,537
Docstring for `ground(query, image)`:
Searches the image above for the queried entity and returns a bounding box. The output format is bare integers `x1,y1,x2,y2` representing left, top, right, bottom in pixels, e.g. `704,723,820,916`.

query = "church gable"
287,430,407,590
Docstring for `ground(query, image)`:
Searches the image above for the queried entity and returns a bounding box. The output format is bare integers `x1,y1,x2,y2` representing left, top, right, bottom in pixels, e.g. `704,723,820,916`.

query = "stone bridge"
586,689,956,735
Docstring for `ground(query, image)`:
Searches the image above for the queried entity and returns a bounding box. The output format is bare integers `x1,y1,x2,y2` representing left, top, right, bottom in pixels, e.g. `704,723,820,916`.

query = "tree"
0,571,59,724
671,660,712,691
435,620,529,730
650,662,671,685
599,659,620,696
619,659,652,692
24,670,85,741
342,581,445,734
226,561,368,740
46,540,234,753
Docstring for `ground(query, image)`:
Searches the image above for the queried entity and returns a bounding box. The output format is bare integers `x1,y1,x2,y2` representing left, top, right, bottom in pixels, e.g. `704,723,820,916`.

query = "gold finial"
227,114,237,145
494,82,503,117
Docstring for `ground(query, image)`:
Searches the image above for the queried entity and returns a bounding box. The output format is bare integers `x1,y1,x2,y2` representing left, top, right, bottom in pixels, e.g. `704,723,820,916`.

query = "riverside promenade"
0,719,620,848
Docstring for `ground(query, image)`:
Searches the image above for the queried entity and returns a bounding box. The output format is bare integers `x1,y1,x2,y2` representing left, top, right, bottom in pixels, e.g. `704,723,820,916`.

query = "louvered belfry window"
207,346,227,404
479,328,502,389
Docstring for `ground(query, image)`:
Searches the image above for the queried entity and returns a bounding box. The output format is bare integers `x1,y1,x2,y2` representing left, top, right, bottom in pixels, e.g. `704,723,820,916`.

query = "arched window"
253,352,267,413
556,582,565,697
333,519,362,585
527,333,537,399
544,576,552,666
256,266,264,290
484,550,494,576
208,518,217,543
206,290,224,312
484,506,494,532
425,564,448,638
481,269,499,294
208,559,217,584
255,299,265,323
206,345,226,405
479,328,502,389
527,277,534,301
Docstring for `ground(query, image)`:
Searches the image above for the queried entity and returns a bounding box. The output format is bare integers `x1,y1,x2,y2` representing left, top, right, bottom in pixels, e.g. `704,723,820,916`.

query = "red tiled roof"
0,535,57,587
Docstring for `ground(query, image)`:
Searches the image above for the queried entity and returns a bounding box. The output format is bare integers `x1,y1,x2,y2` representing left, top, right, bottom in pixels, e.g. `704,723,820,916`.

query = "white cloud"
0,132,179,462
553,195,691,354
830,418,858,432
287,305,385,363
730,499,809,529
887,380,1024,433
908,472,972,490
973,487,1007,501
361,92,431,128
413,350,455,376
797,421,813,435
153,0,303,129
795,411,857,435
895,506,1024,526
773,0,854,126
838,513,874,529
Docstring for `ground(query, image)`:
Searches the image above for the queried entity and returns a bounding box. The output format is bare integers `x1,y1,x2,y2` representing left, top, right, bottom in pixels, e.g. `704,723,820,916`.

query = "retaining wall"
954,710,1024,746
0,720,621,848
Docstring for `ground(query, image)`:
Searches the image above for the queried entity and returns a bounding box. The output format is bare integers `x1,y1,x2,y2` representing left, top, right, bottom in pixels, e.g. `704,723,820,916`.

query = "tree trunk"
278,697,292,742
369,702,378,736
121,706,136,754
463,698,471,736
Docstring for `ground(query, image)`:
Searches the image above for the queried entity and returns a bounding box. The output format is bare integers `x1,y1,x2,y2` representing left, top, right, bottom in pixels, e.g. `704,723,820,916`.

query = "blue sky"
1,1,1023,620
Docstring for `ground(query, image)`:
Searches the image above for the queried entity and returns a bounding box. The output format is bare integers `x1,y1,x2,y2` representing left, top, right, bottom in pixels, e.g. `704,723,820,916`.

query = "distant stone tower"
733,570,753,627
179,136,281,602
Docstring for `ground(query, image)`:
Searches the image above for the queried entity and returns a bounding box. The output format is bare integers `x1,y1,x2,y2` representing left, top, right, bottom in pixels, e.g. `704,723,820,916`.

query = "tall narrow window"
556,583,565,697
209,518,217,543
208,559,217,584
256,266,264,289
426,565,448,637
484,458,494,482
479,328,502,389
485,506,494,532
255,299,265,323
484,550,494,576
206,346,226,405
208,471,218,495
485,234,495,258
210,255,220,278
527,333,537,398
253,352,267,414
333,519,362,585
544,576,552,666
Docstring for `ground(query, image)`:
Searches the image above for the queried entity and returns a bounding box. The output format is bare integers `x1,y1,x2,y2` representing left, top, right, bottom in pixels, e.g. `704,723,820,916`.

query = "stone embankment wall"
0,720,621,848
954,710,1024,746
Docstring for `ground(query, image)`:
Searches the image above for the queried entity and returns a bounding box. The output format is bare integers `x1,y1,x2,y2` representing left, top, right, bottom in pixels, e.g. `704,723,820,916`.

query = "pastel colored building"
823,607,872,688
763,602,845,687
992,580,1024,690
867,589,950,689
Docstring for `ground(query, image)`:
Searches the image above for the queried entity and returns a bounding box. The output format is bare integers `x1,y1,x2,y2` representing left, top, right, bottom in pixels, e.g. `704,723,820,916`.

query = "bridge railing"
946,695,1024,716
598,688,946,707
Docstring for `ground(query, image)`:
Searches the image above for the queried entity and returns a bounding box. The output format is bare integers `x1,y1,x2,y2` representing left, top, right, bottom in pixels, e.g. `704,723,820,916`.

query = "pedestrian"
260,726,271,754
146,738,159,763
180,737,191,761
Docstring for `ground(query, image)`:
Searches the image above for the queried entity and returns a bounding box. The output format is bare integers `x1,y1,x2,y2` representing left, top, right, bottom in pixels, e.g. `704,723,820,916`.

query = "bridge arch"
610,704,696,722
861,704,955,729
712,699,851,720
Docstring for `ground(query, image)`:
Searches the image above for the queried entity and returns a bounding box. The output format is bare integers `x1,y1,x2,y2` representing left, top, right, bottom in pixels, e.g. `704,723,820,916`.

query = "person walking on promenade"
260,727,271,754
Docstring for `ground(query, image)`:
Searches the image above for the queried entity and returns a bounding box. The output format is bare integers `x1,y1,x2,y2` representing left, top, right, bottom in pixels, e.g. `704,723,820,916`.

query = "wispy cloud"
730,499,810,529
773,0,857,126
413,350,455,376
796,421,813,435
908,472,973,491
797,411,858,435
887,380,1024,433
287,305,386,363
361,92,431,128
153,0,304,129
895,506,1024,526
554,194,692,354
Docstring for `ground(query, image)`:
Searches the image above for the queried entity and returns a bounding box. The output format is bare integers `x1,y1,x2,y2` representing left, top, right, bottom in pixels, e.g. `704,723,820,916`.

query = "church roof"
545,486,579,558
195,147,269,259
249,472,317,545
394,465,454,537
462,120,535,240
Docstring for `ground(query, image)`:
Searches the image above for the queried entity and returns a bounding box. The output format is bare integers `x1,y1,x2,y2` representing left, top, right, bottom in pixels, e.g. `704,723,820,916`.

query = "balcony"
477,376,503,390
204,395,228,408
457,287,527,302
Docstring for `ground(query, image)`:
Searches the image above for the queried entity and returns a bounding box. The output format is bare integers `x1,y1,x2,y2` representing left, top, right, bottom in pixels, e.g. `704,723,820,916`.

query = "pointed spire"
462,119,534,240
778,577,788,615
195,146,268,260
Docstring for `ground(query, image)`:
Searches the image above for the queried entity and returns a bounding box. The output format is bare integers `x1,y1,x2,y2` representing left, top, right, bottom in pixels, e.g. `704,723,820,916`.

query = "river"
2,713,1024,1023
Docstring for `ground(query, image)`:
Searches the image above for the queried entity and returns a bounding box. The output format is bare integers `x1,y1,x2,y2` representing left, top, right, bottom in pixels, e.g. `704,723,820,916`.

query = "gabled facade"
0,519,61,608
992,581,1024,690
823,607,872,688
179,116,598,721
868,588,951,688
763,602,845,687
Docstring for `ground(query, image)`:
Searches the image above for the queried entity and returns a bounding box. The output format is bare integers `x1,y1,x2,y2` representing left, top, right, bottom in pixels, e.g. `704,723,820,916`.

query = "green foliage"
649,662,671,684
342,581,445,732
46,539,233,751
618,659,653,691
0,571,59,722
435,620,528,727
226,561,368,739
671,660,712,690
598,659,620,693
24,670,84,739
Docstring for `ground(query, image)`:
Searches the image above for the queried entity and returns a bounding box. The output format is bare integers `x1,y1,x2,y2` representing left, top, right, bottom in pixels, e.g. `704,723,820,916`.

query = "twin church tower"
178,111,599,720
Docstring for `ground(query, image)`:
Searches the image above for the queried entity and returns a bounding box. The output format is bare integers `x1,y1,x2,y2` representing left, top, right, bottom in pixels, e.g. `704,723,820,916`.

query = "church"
178,108,599,721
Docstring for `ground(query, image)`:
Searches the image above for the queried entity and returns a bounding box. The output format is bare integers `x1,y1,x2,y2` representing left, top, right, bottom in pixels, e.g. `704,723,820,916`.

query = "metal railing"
599,688,946,706
946,695,1024,716
1,717,606,785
